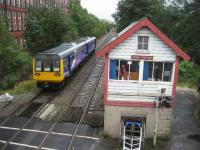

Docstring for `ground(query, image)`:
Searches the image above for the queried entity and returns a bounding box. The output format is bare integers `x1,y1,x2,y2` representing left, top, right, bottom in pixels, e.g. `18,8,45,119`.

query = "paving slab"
0,128,18,141
12,131,46,146
25,119,53,131
0,143,5,149
52,123,75,134
0,116,7,124
71,137,112,150
42,134,70,150
4,117,29,128
5,144,35,150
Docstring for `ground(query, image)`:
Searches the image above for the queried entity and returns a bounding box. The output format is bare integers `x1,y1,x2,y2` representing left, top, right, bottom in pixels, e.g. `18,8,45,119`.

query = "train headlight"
35,73,40,76
55,73,60,77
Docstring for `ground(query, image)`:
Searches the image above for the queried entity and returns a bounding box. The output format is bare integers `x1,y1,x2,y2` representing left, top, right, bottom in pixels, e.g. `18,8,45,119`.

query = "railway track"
36,57,104,149
0,90,60,150
0,30,116,150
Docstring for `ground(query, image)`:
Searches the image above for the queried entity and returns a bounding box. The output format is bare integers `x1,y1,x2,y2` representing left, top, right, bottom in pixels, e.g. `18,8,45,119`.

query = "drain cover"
19,102,42,118
188,134,200,142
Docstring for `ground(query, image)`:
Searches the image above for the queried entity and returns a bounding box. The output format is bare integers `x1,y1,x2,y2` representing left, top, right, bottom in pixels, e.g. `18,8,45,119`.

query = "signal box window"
138,36,149,50
110,60,139,80
143,61,173,82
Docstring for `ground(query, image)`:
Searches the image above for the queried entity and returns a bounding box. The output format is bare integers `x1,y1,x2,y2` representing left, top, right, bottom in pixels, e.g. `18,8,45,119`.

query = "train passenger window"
53,60,60,72
35,60,42,71
44,60,51,71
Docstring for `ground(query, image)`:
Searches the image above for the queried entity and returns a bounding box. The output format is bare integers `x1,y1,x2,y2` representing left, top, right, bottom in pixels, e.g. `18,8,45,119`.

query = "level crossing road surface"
169,89,200,150
0,117,112,150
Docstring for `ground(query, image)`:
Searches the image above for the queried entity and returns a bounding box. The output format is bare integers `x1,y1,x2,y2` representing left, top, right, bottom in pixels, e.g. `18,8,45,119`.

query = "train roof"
36,37,96,58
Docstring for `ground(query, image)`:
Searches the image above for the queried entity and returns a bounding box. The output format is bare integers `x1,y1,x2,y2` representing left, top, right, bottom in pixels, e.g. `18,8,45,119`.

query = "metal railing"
123,122,143,150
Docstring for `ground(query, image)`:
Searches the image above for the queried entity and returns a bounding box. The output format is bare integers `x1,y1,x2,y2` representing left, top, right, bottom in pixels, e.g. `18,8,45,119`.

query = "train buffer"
123,121,143,150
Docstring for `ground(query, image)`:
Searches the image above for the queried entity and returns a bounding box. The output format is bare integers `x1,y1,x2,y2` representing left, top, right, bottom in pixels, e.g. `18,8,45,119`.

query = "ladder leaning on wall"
123,121,143,150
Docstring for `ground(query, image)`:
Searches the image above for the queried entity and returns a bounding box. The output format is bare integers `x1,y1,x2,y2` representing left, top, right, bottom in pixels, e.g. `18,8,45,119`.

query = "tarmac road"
168,89,200,150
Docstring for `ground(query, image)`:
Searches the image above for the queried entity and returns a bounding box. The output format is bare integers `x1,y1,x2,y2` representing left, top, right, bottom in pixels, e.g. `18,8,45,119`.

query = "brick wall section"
104,105,172,138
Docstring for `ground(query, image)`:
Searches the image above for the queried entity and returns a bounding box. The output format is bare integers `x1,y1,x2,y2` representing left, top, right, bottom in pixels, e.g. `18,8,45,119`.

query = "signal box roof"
96,18,190,61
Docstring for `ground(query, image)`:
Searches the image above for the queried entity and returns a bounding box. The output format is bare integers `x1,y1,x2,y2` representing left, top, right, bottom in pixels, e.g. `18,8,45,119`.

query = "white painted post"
139,127,142,150
123,126,125,150
153,100,159,147
131,136,133,150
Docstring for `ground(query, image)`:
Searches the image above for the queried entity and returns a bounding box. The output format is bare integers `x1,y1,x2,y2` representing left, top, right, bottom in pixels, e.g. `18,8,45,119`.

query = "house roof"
96,18,190,61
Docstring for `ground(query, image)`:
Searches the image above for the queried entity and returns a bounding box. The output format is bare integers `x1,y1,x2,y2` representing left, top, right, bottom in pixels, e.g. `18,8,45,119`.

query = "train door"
86,44,89,56
64,57,70,77
69,52,76,71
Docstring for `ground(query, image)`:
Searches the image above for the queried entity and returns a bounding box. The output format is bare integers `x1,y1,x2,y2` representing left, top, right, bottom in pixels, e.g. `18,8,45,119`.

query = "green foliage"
113,0,166,32
25,7,73,55
178,61,200,88
0,80,36,95
25,2,111,55
0,28,31,89
68,0,111,38
113,0,200,66
1,75,17,90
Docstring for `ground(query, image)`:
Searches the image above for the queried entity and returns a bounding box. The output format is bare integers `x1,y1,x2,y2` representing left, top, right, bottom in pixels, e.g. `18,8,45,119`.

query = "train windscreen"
35,54,60,72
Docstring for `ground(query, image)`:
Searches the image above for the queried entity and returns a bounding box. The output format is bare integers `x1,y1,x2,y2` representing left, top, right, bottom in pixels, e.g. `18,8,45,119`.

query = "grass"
177,82,196,89
144,137,169,150
0,80,36,95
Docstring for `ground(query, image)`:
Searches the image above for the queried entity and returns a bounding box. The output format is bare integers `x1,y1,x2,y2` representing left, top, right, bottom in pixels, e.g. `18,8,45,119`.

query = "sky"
81,0,119,22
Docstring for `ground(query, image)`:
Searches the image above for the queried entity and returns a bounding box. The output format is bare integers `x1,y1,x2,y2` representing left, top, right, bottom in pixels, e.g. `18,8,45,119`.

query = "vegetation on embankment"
0,0,111,92
178,61,200,88
25,0,111,55
0,28,32,91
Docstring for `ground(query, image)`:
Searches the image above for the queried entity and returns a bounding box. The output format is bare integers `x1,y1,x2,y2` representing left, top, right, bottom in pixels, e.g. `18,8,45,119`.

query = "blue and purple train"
33,37,96,88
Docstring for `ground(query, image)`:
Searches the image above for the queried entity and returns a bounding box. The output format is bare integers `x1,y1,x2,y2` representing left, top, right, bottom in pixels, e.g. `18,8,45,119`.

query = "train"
33,37,96,88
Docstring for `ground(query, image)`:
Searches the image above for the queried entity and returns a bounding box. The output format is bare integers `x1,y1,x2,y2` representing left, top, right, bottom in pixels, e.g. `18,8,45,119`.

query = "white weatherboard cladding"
109,28,176,61
107,80,173,102
107,27,176,102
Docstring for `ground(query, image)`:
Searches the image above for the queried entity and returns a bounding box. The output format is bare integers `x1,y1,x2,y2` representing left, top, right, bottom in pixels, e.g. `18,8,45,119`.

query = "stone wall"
104,105,172,138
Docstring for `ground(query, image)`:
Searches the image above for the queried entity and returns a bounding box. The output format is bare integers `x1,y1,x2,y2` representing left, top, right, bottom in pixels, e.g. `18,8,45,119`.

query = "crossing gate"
123,121,143,150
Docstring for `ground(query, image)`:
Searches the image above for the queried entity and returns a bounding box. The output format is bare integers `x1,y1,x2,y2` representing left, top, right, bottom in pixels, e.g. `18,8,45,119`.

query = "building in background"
0,0,69,50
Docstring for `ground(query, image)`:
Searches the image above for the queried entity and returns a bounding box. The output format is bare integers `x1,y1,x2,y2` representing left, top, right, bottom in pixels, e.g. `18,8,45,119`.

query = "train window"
35,60,42,71
44,60,51,71
53,60,60,72
64,58,68,72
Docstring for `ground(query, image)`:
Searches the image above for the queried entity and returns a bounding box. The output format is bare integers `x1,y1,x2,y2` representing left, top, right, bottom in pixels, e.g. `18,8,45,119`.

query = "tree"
25,7,75,55
113,0,167,32
0,26,31,89
68,0,111,37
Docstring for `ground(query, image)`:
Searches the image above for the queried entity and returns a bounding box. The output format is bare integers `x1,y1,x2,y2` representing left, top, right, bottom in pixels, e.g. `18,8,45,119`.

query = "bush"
1,75,17,90
0,26,31,89
178,61,200,88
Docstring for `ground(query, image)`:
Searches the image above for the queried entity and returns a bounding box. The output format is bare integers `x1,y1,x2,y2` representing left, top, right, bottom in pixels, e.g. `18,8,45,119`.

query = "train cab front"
33,54,64,89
